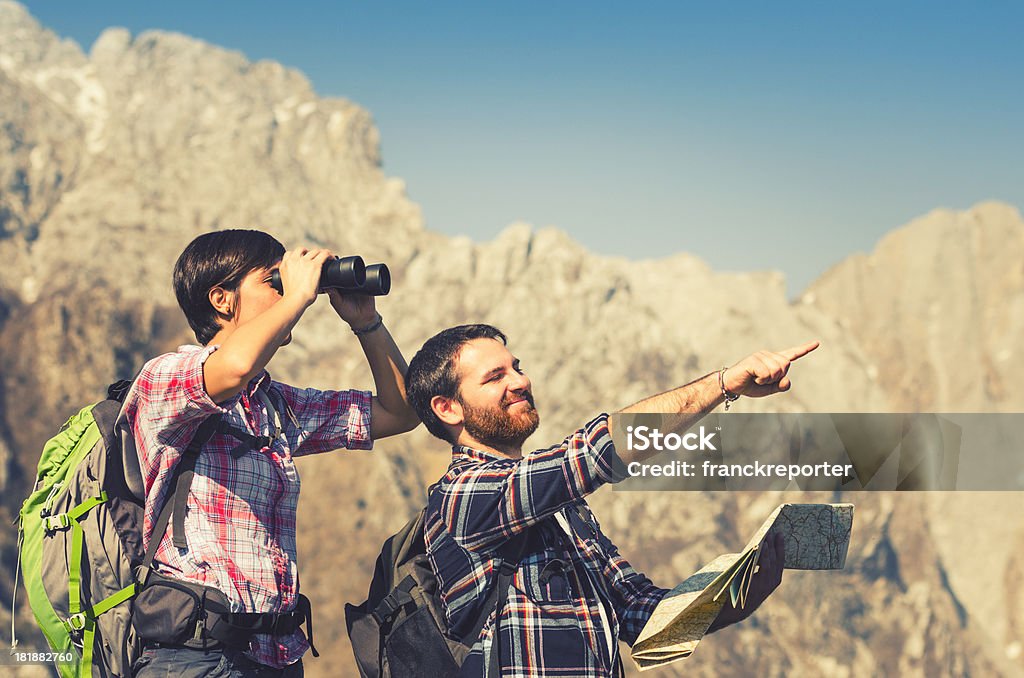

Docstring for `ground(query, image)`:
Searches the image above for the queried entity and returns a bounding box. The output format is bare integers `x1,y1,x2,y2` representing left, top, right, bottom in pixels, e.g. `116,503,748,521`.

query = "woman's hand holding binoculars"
327,288,378,329
273,247,390,331
276,248,335,309
271,252,390,297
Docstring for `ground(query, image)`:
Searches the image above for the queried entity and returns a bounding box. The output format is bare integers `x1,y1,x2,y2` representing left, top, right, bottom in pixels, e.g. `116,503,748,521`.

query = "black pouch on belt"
131,570,231,649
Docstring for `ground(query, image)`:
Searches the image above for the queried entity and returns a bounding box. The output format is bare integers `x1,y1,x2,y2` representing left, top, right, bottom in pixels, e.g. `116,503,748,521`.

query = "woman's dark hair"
406,324,507,443
173,229,285,344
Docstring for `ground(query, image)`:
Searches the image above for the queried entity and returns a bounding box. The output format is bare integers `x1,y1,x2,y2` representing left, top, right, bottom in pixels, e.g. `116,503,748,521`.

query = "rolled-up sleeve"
123,345,229,494
274,383,373,456
439,414,621,553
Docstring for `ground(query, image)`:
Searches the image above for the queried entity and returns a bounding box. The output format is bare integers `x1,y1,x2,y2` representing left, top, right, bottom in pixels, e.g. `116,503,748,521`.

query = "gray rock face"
804,202,1024,672
1,2,1021,675
803,201,1024,413
0,0,422,305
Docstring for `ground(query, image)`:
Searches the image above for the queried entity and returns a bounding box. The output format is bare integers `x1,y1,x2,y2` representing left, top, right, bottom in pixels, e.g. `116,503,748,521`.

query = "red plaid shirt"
118,344,372,668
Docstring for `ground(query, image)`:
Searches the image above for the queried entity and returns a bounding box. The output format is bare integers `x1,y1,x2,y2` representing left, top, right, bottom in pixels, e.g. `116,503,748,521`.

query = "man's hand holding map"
631,503,855,670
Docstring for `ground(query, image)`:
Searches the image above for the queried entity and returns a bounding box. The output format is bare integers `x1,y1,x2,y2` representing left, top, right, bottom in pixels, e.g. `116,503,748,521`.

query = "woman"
120,229,418,677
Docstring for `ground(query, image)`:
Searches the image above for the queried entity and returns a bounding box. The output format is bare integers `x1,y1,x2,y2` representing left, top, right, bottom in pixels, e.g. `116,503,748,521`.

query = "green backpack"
13,380,220,677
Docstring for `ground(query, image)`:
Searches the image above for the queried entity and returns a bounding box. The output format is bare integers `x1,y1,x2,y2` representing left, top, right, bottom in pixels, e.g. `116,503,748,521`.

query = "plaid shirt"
118,344,372,668
424,414,668,677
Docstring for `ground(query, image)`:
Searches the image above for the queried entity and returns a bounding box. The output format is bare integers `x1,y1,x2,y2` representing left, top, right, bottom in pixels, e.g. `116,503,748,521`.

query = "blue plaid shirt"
424,414,668,677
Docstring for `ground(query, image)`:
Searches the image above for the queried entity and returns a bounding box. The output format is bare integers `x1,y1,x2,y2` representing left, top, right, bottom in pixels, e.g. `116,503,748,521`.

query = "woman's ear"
208,285,235,320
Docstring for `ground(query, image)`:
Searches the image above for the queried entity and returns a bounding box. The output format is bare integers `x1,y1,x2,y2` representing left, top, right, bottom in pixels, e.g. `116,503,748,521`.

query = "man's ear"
208,285,235,320
431,395,464,429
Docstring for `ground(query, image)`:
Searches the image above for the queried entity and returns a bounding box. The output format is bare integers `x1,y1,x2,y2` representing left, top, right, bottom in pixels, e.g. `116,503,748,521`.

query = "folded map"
631,503,855,670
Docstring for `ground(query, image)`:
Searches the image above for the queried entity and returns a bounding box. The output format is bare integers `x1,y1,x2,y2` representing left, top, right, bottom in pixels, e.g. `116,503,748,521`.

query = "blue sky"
21,1,1024,295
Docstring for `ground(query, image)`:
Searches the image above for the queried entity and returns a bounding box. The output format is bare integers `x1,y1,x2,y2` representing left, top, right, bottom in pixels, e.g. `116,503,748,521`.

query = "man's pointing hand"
722,340,820,399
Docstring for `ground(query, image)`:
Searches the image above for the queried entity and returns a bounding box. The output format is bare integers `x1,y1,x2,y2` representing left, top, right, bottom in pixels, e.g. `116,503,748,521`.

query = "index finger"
778,340,820,362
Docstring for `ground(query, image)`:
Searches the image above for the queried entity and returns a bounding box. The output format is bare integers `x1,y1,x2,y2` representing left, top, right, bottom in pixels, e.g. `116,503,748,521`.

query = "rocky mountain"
1,2,1021,675
802,201,1024,414
803,203,1024,672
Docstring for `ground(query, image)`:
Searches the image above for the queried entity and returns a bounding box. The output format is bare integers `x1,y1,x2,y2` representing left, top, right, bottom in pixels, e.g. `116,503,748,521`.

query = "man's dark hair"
173,229,285,345
406,324,508,443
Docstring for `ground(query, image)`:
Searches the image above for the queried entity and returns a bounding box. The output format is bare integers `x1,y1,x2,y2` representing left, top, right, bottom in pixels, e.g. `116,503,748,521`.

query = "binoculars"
270,256,391,296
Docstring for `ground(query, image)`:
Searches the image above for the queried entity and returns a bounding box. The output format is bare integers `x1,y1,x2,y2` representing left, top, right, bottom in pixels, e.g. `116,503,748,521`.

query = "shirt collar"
451,444,516,464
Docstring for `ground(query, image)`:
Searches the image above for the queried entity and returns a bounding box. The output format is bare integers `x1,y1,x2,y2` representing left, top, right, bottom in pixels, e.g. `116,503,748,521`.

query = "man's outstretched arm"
610,340,820,465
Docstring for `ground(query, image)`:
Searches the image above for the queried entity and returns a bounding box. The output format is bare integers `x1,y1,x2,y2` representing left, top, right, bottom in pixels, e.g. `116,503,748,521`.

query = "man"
119,230,419,677
405,324,818,676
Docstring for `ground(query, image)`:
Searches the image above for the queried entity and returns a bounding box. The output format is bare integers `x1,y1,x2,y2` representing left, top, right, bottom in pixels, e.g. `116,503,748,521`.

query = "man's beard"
461,392,540,449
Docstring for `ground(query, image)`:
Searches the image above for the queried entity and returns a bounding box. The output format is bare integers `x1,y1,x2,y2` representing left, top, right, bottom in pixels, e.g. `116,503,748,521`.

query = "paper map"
631,503,854,670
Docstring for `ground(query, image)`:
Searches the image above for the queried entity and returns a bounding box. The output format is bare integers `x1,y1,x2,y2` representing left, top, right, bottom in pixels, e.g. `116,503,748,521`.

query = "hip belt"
132,569,318,655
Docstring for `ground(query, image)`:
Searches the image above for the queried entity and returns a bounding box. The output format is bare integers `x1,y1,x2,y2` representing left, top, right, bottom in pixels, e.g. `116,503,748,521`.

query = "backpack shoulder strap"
464,530,529,678
563,505,626,677
263,383,298,431
368,511,427,623
215,386,291,457
423,481,528,649
255,388,284,440
92,378,134,460
138,414,221,584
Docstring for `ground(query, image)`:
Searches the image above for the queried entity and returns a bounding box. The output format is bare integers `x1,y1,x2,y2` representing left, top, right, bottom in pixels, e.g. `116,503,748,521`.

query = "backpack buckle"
372,588,414,624
43,514,71,532
63,613,87,632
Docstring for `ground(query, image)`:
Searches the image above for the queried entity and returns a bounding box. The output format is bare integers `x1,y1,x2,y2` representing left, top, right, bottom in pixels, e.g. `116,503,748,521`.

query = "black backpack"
345,509,525,678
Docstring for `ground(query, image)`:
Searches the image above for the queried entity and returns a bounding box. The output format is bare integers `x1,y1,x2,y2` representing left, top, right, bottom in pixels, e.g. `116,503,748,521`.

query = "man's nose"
509,370,531,393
